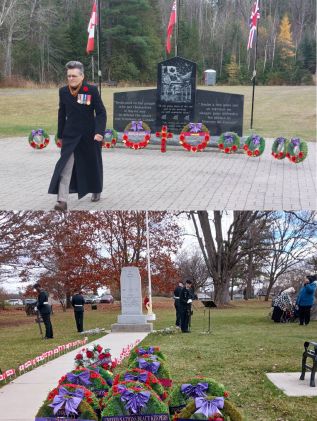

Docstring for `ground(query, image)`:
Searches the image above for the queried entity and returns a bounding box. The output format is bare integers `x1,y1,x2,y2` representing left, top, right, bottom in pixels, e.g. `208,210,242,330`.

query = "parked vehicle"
83,295,94,304
90,295,100,303
6,299,23,306
100,294,114,304
23,298,37,305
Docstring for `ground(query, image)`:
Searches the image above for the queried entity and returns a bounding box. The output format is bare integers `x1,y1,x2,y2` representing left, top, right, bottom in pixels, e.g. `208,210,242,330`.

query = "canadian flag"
166,0,177,54
87,1,97,54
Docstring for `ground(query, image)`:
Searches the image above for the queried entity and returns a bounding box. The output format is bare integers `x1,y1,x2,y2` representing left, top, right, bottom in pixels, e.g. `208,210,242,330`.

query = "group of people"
33,283,86,339
271,275,317,325
173,280,195,333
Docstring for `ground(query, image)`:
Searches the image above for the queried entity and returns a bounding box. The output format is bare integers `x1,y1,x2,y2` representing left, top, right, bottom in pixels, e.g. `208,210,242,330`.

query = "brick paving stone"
0,137,316,211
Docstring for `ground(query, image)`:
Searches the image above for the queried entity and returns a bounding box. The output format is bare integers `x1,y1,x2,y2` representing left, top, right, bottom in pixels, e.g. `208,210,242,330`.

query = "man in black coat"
48,61,107,211
179,280,195,333
173,281,184,327
34,283,53,339
71,290,85,332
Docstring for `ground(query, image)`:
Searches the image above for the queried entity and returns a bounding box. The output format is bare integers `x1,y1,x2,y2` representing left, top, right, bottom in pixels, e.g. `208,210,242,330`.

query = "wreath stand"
201,300,217,334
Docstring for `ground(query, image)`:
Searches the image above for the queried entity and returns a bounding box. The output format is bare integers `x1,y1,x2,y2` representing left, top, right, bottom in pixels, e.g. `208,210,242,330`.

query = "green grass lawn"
0,85,315,140
0,299,316,420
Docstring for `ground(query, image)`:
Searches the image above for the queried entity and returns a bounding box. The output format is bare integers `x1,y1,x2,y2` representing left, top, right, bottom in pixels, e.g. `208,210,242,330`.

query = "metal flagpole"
97,0,102,94
176,0,180,57
145,211,155,320
250,0,260,129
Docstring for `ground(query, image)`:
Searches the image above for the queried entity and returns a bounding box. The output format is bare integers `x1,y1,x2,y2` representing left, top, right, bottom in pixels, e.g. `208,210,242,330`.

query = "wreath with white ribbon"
28,129,50,149
179,123,210,152
122,120,151,149
271,137,288,160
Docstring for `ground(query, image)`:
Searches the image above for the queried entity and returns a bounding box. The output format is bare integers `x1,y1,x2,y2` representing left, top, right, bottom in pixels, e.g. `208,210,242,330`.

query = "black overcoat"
48,82,106,199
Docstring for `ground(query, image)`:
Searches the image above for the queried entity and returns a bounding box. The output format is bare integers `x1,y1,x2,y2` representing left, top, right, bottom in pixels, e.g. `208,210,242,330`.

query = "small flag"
166,0,177,54
87,1,97,54
247,0,260,50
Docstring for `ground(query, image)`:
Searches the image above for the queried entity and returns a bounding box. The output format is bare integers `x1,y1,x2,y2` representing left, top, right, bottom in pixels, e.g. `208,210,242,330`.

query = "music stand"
201,300,217,334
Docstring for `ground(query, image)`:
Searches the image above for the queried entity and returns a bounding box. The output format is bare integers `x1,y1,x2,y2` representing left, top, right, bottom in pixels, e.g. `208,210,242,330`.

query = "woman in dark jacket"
48,61,106,210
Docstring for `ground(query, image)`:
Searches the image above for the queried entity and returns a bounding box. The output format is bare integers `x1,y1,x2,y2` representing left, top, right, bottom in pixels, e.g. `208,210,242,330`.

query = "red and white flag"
87,1,97,54
166,0,177,54
247,0,260,50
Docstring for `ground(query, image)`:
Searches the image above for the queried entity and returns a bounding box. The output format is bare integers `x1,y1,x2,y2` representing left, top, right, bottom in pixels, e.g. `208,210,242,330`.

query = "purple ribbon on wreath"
251,135,261,145
66,370,91,386
276,137,286,144
224,133,234,143
131,121,143,132
137,346,155,355
194,396,224,418
49,386,84,416
291,137,300,147
189,123,202,133
137,358,160,374
124,372,148,383
119,387,151,414
32,129,43,137
181,382,208,398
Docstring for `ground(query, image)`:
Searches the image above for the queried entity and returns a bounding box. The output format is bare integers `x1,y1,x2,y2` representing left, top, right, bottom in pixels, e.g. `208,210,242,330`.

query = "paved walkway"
266,372,317,397
0,137,316,210
0,332,148,421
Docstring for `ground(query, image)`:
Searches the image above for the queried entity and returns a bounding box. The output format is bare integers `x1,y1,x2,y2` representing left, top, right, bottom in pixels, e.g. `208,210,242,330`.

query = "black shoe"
54,201,67,211
91,193,101,202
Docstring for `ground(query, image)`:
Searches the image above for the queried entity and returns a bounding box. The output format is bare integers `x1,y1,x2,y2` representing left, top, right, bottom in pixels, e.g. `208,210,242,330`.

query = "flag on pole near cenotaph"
87,1,97,54
247,0,260,50
166,0,177,54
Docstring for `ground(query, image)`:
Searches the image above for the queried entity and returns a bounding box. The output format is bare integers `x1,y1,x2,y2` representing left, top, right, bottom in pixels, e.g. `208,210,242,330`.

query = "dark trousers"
299,305,312,325
174,300,181,326
74,311,84,332
41,313,53,338
180,305,191,332
272,306,283,323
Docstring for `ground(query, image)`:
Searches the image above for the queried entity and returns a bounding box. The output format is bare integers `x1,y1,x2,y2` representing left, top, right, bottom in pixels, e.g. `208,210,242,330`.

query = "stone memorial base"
111,323,153,332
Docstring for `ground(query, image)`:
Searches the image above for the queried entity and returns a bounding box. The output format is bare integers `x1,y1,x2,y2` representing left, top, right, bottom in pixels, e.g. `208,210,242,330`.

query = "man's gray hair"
65,61,84,74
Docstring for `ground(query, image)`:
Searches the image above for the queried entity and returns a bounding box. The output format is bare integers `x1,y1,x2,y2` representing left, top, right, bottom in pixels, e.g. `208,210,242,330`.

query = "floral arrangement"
128,345,166,363
122,120,151,149
128,355,172,388
75,344,113,371
152,326,181,336
179,123,210,152
102,129,118,149
243,134,265,157
103,380,154,405
217,132,240,154
286,137,308,163
28,128,50,149
173,396,243,421
156,125,173,152
87,365,114,387
58,367,110,397
271,137,288,160
113,368,167,399
168,377,227,413
101,384,169,418
35,383,99,420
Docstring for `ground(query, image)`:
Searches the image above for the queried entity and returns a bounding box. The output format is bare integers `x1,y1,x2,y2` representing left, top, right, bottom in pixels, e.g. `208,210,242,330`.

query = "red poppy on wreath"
83,86,89,92
179,122,210,153
122,120,151,150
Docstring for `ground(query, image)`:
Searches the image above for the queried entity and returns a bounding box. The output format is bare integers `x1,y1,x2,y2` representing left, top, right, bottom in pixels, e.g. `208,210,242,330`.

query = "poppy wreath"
128,345,167,363
28,128,50,149
113,368,167,400
286,137,308,163
103,380,154,406
168,377,227,414
271,137,288,160
35,383,99,420
101,384,169,418
54,134,62,148
58,367,110,397
102,128,118,149
173,396,243,421
88,365,114,387
129,355,172,388
179,123,210,153
217,132,240,154
122,120,151,150
156,125,173,153
75,344,113,371
243,134,265,157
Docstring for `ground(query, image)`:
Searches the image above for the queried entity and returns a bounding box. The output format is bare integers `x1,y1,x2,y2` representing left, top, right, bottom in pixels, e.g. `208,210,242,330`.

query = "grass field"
0,299,316,420
0,85,315,140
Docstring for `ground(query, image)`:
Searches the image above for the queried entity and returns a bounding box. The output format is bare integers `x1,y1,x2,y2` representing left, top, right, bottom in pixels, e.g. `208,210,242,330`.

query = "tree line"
0,0,315,86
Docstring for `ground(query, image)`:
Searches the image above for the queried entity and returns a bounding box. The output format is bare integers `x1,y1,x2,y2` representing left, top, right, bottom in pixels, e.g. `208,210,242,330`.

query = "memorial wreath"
102,129,118,149
179,123,210,153
75,344,113,371
122,120,151,149
28,128,50,150
217,132,240,154
156,125,173,153
103,380,154,405
129,355,172,388
87,365,114,387
128,346,166,363
271,137,288,160
243,134,265,157
286,137,308,163
58,367,110,397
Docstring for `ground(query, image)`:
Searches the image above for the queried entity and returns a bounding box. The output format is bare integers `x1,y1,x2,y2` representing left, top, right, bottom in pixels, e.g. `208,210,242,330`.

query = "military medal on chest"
77,94,92,105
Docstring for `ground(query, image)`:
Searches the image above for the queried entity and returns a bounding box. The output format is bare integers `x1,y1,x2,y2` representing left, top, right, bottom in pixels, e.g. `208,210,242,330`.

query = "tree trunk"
214,276,231,305
4,28,13,77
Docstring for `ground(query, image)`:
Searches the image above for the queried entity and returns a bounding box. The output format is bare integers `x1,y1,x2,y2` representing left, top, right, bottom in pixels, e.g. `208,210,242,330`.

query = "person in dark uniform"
34,283,53,339
179,280,195,333
173,281,184,327
71,290,85,332
48,61,107,211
